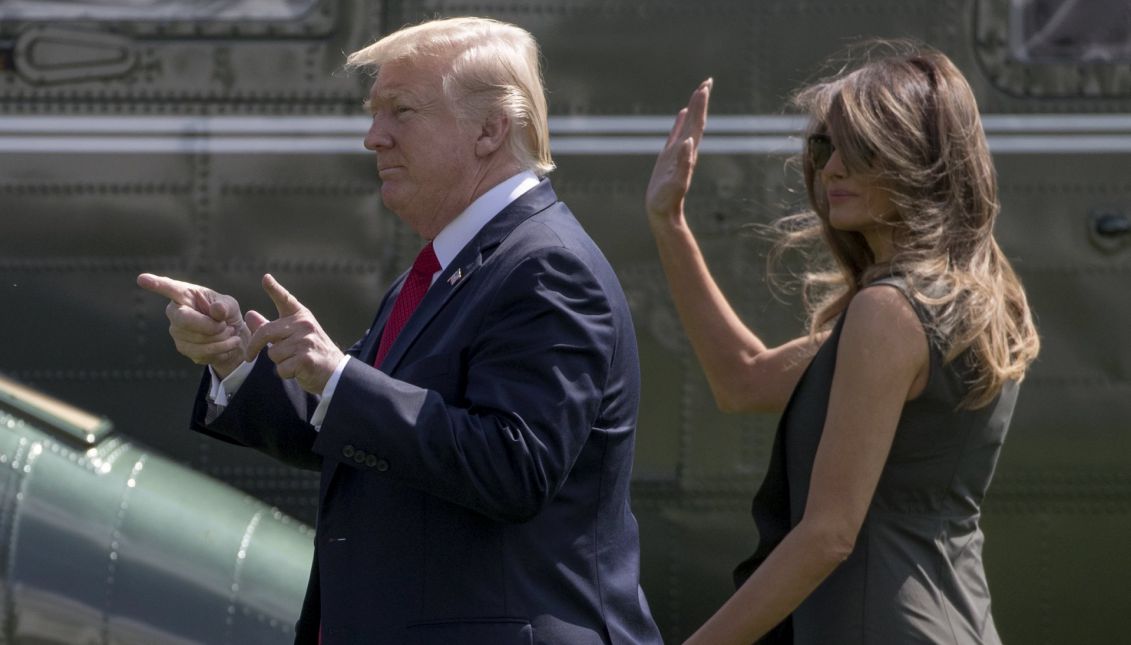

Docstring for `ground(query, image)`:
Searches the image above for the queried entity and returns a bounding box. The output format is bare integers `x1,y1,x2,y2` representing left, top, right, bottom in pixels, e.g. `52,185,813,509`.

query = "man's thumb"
208,299,239,324
245,310,269,334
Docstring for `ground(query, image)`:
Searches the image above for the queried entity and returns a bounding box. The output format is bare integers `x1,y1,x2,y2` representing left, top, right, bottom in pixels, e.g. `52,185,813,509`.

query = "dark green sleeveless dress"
735,278,1017,644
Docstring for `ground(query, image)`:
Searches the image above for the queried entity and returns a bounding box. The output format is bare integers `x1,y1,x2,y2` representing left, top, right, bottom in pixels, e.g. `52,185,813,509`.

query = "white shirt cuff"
208,359,255,407
310,354,352,431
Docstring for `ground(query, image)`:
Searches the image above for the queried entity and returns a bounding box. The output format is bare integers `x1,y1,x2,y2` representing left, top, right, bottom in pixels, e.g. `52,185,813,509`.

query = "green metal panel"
0,375,311,643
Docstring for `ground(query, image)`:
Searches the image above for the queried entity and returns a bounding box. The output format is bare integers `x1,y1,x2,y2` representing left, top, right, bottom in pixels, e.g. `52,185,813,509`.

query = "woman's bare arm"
646,80,823,413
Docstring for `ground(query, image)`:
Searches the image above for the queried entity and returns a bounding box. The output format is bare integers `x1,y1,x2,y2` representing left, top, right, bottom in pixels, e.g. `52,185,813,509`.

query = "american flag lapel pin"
447,268,462,286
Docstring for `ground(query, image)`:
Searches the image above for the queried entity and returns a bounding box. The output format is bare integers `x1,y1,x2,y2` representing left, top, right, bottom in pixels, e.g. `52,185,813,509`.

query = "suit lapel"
376,179,559,373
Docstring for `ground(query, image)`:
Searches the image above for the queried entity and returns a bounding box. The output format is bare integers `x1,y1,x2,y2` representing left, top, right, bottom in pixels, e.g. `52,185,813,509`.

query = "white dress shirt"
209,170,541,429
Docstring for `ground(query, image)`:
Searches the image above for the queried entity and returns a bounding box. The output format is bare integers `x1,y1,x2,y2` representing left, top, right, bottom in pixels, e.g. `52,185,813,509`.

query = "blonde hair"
346,17,555,175
775,41,1039,408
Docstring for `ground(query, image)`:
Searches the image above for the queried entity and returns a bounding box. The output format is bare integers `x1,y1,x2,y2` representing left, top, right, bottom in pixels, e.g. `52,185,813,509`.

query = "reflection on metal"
13,27,136,85
1010,0,1131,63
0,374,111,446
978,0,1131,97
0,375,311,644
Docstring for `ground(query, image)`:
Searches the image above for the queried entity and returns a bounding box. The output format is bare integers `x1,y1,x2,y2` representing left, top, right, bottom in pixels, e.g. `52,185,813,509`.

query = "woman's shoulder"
860,274,936,329
842,282,929,363
851,278,923,325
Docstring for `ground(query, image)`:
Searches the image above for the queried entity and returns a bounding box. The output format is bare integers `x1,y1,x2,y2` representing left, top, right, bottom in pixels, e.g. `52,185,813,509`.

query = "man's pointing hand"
137,273,249,378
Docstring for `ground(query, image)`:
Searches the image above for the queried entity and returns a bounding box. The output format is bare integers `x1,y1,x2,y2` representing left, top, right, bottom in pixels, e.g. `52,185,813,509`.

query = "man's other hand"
245,274,344,395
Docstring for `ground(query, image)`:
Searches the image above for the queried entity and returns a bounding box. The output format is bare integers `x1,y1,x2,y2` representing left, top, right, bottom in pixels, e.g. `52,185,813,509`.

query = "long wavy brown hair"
773,40,1040,409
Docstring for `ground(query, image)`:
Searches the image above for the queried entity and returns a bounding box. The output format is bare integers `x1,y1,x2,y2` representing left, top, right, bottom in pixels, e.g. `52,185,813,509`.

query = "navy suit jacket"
191,180,662,645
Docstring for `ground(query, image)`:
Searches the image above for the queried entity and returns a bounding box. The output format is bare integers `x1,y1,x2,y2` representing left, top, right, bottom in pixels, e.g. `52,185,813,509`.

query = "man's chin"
379,185,402,210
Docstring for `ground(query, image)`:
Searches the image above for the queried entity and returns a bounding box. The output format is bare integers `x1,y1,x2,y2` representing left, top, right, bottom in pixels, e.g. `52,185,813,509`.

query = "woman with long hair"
645,42,1040,644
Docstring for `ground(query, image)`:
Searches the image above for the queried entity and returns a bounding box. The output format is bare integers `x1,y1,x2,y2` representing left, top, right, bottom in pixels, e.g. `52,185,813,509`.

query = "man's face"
363,57,481,239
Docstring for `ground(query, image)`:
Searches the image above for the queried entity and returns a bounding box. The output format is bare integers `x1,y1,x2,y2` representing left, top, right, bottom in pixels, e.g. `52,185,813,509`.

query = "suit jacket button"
342,445,355,458
353,449,367,464
375,459,389,472
365,455,377,468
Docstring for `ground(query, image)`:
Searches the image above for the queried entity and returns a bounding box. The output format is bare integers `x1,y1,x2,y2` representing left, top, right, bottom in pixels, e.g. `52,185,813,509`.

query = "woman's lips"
827,189,858,204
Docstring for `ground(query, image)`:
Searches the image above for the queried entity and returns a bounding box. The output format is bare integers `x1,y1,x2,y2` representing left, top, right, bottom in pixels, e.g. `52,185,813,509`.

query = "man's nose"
364,117,391,151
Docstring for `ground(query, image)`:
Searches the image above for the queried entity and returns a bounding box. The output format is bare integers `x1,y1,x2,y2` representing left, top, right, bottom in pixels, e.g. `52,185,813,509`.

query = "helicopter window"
1011,0,1131,62
0,0,317,21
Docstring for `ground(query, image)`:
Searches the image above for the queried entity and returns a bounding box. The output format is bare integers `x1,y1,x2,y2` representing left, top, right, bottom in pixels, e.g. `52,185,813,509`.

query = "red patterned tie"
373,242,440,367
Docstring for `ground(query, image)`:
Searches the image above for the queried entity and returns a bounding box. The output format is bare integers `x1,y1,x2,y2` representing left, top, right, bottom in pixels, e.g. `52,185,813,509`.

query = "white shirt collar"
431,170,540,272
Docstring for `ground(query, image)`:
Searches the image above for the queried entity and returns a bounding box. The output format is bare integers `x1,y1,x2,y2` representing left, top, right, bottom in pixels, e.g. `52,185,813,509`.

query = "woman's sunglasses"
806,134,834,170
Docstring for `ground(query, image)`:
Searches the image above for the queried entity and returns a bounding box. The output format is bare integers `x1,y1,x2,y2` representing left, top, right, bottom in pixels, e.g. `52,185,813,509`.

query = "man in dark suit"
137,16,661,645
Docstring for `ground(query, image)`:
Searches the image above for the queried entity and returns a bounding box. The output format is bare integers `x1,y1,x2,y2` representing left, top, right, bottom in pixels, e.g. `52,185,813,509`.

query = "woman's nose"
821,148,847,178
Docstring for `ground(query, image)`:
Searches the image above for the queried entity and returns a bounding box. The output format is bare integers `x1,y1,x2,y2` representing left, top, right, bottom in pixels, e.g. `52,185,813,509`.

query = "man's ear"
475,112,511,158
